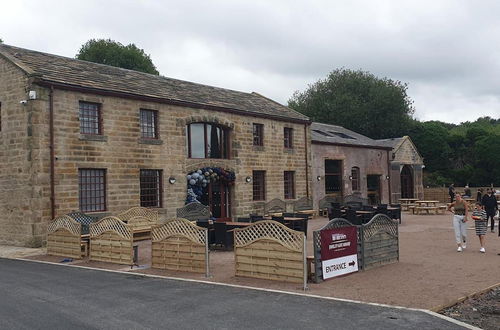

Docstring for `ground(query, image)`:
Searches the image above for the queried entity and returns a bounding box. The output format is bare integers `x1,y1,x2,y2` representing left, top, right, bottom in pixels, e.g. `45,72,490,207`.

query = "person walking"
448,184,455,203
476,188,483,203
471,202,487,253
481,189,498,233
447,193,469,252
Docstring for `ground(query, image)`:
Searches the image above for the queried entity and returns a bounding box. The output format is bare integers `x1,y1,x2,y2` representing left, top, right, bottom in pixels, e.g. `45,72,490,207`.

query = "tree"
288,69,414,139
76,39,159,75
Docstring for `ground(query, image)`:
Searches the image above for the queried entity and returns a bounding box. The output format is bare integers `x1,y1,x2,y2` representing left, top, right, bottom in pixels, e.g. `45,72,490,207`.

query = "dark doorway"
200,181,231,221
400,165,414,198
367,175,381,205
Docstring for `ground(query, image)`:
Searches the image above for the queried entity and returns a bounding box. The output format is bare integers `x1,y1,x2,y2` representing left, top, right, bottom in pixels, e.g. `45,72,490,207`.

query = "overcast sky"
1,0,499,124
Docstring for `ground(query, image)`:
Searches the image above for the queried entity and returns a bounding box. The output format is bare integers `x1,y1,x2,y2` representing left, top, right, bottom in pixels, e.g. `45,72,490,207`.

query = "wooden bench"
297,209,317,218
402,203,416,212
414,206,440,215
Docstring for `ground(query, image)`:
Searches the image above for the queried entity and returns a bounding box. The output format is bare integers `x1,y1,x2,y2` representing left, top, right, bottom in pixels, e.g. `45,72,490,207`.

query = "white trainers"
462,243,466,249
457,247,462,252
480,247,485,253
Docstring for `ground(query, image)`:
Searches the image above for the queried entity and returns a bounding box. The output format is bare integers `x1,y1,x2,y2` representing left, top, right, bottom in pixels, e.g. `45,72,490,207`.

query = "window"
187,123,229,159
284,171,295,199
79,102,101,135
78,169,106,212
140,109,158,139
253,123,264,146
284,127,293,148
252,171,266,201
325,160,342,194
140,169,162,207
351,167,360,191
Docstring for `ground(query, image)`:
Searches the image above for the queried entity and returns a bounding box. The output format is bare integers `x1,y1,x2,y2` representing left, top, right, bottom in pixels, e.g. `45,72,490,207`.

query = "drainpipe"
304,124,309,198
49,86,55,219
386,149,392,204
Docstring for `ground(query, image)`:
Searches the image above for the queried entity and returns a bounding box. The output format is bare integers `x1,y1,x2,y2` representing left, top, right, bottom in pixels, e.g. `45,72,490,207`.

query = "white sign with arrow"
322,254,358,279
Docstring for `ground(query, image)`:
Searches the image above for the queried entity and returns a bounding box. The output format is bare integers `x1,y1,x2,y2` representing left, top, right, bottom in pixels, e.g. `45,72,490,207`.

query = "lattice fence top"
47,215,81,236
176,202,211,221
363,214,398,241
264,198,286,214
318,196,340,209
90,216,132,239
293,197,313,211
234,220,304,252
151,218,206,245
127,216,156,229
116,207,159,222
313,218,357,250
344,194,369,206
67,211,99,235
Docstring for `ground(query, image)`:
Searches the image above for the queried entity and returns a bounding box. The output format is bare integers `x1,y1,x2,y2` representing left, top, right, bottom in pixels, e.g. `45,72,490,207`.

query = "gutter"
49,85,55,219
304,124,310,198
311,140,393,151
387,149,392,204
34,79,311,125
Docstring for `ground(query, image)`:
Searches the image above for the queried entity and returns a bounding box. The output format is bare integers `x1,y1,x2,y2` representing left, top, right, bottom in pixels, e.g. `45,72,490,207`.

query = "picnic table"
413,201,446,215
399,198,419,211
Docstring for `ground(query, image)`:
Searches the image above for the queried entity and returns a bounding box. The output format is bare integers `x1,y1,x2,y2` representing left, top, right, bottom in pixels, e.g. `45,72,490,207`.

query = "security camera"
20,100,27,105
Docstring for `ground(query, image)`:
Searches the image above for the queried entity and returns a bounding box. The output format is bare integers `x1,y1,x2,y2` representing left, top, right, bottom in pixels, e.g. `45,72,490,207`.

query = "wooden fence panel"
362,214,399,270
116,206,159,223
151,218,208,275
89,216,133,265
47,215,82,259
234,221,305,286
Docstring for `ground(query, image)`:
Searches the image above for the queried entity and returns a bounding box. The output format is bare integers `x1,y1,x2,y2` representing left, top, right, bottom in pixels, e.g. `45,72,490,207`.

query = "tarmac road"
0,258,471,330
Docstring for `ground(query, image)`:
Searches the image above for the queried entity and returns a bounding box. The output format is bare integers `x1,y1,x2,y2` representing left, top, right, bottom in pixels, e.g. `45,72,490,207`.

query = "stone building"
0,44,311,247
377,136,424,202
311,122,392,208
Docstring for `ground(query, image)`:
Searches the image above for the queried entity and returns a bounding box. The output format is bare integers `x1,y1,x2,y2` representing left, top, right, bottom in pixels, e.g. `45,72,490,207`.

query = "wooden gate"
151,218,209,276
362,214,399,270
89,216,134,265
47,215,82,259
234,220,306,289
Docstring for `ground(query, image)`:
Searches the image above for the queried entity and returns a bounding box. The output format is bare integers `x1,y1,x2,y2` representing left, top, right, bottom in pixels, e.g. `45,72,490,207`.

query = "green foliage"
76,39,159,75
288,68,414,139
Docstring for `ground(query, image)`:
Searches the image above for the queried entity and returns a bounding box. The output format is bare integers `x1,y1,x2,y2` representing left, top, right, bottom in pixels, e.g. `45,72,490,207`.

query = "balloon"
197,170,202,174
202,183,207,187
209,169,213,173
187,175,191,180
204,172,209,176
189,179,196,185
192,172,199,179
202,179,207,184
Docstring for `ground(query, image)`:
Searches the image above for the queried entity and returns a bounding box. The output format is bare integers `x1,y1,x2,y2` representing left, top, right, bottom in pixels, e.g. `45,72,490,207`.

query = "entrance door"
367,175,381,205
200,182,231,221
400,165,414,198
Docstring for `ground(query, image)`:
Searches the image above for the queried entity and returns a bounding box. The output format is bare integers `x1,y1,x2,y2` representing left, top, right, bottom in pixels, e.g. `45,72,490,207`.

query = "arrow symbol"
348,261,356,267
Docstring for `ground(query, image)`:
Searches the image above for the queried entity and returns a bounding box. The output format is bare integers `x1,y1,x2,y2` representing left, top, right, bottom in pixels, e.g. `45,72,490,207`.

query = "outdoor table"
399,198,419,211
415,200,439,206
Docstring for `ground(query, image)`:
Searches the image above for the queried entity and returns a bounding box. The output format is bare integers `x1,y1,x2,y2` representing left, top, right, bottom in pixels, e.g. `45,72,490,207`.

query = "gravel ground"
441,286,500,330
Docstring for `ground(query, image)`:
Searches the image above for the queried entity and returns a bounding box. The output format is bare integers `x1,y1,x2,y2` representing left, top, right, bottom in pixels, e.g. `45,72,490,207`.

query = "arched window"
187,123,229,159
351,167,360,191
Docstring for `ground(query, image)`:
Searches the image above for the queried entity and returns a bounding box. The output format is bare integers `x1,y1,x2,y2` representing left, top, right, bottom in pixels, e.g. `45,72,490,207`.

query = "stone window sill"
138,138,163,145
252,145,265,152
79,134,108,142
283,148,295,154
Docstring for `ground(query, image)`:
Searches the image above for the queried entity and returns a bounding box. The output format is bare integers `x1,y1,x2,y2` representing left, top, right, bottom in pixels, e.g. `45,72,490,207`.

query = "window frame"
252,170,266,201
284,171,296,199
79,101,102,135
140,109,159,139
324,160,343,195
140,169,163,208
186,122,229,159
284,127,293,149
78,168,107,212
252,123,264,146
351,166,360,191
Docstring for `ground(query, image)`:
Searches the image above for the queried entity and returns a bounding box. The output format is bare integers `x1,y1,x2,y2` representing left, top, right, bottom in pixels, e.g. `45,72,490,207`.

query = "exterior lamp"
245,176,252,183
348,175,353,180
168,177,176,184
385,175,390,180
316,175,321,181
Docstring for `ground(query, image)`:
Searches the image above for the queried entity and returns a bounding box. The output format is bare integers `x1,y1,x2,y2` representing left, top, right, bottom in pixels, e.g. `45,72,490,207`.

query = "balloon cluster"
185,167,236,204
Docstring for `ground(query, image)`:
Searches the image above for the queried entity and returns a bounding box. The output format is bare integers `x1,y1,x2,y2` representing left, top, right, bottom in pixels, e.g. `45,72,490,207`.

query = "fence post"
205,229,210,278
359,224,365,271
303,234,308,291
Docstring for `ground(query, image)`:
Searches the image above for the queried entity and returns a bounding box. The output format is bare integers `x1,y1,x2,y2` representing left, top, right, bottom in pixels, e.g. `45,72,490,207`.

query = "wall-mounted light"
168,177,176,184
348,175,353,180
385,175,390,180
316,175,321,181
245,176,252,183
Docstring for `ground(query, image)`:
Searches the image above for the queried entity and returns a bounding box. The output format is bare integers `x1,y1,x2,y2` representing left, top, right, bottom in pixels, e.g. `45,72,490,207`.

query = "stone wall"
0,59,48,246
391,138,424,201
311,143,390,208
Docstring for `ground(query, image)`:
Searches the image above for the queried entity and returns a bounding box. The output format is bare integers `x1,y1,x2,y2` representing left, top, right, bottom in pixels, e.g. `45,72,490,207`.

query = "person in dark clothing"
476,188,483,203
481,189,498,233
449,184,455,203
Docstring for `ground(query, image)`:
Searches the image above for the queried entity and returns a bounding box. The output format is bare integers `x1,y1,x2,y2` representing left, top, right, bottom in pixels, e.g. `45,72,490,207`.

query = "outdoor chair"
346,209,362,226
271,216,287,226
376,205,389,215
214,222,233,250
282,212,295,217
328,208,343,220
362,205,375,211
389,204,402,224
330,202,341,209
237,217,251,223
249,214,264,222
346,201,362,210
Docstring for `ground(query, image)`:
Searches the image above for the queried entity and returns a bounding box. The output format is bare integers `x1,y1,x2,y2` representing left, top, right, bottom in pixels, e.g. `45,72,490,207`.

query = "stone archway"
400,165,414,198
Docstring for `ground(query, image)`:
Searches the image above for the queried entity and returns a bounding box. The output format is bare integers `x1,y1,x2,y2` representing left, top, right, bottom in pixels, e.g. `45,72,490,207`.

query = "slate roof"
376,137,404,149
0,44,309,122
311,122,391,149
